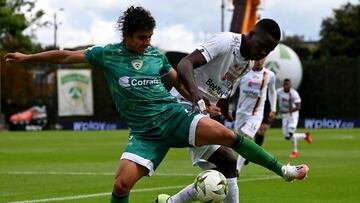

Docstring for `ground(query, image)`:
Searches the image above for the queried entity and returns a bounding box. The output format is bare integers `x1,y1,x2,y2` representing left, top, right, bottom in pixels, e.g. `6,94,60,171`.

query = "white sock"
294,133,306,140
168,183,196,203
290,136,298,152
224,177,239,203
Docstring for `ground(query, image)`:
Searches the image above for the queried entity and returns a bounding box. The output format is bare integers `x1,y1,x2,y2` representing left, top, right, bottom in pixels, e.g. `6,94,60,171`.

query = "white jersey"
170,32,253,168
277,88,301,114
236,68,276,118
171,32,253,105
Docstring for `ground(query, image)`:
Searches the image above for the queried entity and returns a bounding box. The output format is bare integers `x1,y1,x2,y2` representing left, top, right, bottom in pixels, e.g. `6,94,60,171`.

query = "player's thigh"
282,117,290,137
288,114,299,131
195,116,235,147
121,136,169,176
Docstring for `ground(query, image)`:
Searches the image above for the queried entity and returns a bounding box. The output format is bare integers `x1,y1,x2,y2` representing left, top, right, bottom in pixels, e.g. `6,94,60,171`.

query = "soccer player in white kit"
277,79,312,158
234,58,277,173
157,19,281,203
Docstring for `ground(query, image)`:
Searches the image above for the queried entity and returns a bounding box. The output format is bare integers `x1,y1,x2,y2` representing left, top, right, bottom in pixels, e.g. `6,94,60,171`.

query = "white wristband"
197,99,206,113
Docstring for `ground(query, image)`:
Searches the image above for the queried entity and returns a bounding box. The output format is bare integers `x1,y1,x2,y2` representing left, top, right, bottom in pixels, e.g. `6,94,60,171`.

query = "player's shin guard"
231,133,283,177
111,192,129,203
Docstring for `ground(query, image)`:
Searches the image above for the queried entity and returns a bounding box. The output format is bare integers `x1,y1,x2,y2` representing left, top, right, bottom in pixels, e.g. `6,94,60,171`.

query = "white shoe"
282,164,309,182
154,194,170,203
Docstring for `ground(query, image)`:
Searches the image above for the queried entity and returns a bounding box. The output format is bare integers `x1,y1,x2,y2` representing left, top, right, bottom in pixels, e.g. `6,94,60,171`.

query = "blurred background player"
234,58,276,173
277,78,312,158
242,92,275,166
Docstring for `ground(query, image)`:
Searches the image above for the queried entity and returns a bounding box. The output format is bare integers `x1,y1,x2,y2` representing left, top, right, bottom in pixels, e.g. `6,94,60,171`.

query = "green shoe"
154,194,170,203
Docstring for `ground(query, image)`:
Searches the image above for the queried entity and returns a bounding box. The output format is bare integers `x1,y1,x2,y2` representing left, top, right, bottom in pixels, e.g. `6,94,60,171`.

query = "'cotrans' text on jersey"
118,76,161,88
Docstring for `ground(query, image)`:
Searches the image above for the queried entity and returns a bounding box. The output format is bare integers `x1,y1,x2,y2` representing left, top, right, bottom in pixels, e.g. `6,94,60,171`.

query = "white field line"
6,171,196,177
8,176,279,203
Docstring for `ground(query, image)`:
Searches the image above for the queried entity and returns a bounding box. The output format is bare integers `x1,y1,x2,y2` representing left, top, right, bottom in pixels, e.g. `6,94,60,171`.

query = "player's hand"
206,105,221,116
222,110,234,121
191,91,210,112
4,52,29,62
216,98,233,121
268,111,276,121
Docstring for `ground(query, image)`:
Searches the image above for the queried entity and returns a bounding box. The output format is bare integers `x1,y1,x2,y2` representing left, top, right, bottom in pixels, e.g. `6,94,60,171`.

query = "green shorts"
120,106,206,176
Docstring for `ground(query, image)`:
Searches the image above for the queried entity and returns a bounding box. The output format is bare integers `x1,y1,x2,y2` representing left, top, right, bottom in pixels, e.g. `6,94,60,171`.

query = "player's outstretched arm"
163,68,220,116
177,49,207,110
4,50,87,64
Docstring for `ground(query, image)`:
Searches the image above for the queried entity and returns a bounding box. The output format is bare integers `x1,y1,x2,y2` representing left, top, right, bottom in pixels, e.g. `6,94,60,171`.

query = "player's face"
124,30,153,54
254,58,266,69
283,81,291,92
248,32,278,60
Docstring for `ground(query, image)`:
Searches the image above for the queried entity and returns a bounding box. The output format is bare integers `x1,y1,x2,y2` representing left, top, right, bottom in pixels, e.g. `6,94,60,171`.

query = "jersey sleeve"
267,71,277,112
197,33,232,62
292,90,302,103
160,53,172,76
84,45,105,68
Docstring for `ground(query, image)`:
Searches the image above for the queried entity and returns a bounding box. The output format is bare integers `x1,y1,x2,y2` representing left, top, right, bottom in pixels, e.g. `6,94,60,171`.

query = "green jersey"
84,42,182,137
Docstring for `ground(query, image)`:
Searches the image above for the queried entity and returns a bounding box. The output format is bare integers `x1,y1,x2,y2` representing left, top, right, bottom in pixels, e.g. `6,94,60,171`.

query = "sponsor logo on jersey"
118,76,131,87
205,78,229,98
242,89,261,97
118,76,161,88
232,36,241,45
248,81,261,88
131,59,143,70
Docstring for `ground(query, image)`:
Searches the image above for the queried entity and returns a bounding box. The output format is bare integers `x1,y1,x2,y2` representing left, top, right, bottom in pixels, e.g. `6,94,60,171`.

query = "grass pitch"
0,128,360,203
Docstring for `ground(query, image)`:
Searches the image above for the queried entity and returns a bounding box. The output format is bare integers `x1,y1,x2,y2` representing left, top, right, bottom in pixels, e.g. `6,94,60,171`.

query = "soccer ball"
193,170,228,203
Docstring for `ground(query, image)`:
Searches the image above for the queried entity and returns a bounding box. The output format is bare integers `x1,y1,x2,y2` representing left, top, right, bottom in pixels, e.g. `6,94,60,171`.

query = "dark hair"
255,18,281,41
284,78,291,82
116,6,156,37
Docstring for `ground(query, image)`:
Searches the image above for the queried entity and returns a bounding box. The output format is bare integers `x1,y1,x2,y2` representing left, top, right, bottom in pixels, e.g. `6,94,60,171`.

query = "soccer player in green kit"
4,6,309,203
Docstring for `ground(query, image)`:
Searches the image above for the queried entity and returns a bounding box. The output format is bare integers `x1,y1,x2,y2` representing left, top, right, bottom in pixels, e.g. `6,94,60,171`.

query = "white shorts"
189,144,221,169
171,98,223,168
281,111,299,138
234,113,262,138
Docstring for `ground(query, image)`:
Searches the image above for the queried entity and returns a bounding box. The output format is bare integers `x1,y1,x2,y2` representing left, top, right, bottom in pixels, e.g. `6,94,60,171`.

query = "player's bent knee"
113,177,132,195
219,128,236,144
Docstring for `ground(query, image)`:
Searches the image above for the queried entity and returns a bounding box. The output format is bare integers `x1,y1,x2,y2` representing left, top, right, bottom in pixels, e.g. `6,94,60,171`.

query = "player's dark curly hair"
116,6,156,37
255,18,281,41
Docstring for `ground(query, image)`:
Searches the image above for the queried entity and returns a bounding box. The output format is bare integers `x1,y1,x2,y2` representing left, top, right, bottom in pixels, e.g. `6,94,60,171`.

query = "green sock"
111,192,129,203
231,134,283,176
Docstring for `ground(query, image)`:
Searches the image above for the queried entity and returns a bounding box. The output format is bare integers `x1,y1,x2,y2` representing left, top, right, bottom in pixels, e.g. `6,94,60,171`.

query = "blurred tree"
0,0,45,53
282,34,314,60
319,2,360,57
282,34,305,49
0,0,45,116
